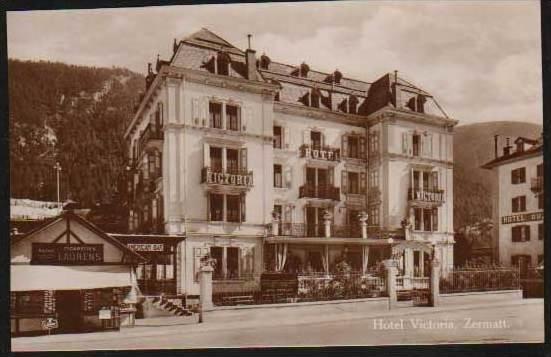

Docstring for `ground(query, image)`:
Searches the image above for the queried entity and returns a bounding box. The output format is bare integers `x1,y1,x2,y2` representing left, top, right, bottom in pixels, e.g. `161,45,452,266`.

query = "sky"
7,0,543,126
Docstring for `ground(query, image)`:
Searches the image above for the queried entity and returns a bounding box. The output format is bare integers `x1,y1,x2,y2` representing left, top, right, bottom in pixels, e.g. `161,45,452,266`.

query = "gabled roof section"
11,211,146,262
183,28,242,54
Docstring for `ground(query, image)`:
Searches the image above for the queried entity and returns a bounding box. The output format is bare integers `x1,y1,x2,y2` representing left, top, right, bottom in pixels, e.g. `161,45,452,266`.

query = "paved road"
12,300,544,351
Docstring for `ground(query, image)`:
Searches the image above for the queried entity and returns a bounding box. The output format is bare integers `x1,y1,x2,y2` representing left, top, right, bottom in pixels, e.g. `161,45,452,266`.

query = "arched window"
216,52,231,76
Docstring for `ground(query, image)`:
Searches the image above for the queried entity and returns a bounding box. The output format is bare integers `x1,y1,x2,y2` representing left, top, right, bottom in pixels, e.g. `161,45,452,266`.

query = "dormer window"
300,62,310,77
310,89,320,108
259,54,271,69
216,52,231,76
349,95,358,114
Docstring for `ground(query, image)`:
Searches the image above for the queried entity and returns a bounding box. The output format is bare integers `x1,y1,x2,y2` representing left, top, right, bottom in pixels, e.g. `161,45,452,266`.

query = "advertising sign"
32,243,104,265
99,308,112,320
127,243,164,252
501,211,543,225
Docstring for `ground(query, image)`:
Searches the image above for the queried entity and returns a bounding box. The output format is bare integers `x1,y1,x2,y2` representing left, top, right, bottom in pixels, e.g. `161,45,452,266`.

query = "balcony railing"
408,188,445,204
300,144,340,162
531,176,543,193
201,167,254,187
299,184,340,200
278,223,325,238
332,225,362,238
138,123,163,154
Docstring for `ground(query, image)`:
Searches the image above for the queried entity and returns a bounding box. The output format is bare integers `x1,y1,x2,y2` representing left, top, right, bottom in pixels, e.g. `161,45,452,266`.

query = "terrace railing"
439,267,521,294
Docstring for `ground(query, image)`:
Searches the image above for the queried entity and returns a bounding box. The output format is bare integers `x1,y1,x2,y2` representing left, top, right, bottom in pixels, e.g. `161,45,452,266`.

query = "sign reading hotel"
127,243,164,252
501,211,543,225
31,243,104,265
204,169,253,187
301,146,340,161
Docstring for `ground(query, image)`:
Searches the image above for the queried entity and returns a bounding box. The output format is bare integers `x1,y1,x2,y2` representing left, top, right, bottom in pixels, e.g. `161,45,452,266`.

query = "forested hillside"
9,59,144,208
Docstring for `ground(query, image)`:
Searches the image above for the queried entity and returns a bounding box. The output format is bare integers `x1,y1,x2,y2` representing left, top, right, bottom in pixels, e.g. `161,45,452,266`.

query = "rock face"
453,120,542,230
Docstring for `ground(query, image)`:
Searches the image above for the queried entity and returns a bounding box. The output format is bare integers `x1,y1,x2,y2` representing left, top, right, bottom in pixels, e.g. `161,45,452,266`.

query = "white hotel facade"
124,29,458,296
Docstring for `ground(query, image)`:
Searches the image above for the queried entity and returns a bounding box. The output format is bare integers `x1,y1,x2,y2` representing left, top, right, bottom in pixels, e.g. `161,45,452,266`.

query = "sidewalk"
13,298,543,346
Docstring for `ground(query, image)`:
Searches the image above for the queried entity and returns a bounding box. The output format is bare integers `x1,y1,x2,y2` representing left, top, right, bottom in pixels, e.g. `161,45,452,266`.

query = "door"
55,290,82,333
306,206,317,237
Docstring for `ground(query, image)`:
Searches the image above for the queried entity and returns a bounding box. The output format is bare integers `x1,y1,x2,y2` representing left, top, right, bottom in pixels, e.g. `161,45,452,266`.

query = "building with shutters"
481,135,544,275
124,28,458,296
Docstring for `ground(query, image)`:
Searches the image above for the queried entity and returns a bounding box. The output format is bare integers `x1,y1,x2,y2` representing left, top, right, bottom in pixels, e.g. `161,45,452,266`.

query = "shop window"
512,196,526,213
227,247,239,279
274,164,283,188
210,147,223,172
348,172,360,194
511,167,526,184
210,247,224,279
226,149,239,174
512,225,530,242
273,126,282,149
538,194,544,210
412,134,421,157
209,193,224,221
209,102,223,129
311,131,322,150
226,105,240,131
538,223,544,240
226,195,241,223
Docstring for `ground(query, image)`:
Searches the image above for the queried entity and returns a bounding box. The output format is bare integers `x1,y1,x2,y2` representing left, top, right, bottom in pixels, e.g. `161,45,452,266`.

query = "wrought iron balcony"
299,144,340,162
277,223,325,237
408,188,445,205
201,167,254,187
531,176,543,194
332,225,362,238
299,184,340,201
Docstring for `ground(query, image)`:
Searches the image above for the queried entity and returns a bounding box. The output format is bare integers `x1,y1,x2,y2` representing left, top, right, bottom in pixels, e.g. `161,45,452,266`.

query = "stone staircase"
141,296,194,318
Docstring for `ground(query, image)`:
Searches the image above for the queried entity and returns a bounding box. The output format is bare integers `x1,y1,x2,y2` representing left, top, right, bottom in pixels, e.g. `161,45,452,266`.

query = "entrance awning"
11,265,133,291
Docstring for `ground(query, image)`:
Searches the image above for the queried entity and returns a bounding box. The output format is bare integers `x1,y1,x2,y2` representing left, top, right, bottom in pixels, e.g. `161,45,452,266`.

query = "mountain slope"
453,121,542,229
9,59,144,208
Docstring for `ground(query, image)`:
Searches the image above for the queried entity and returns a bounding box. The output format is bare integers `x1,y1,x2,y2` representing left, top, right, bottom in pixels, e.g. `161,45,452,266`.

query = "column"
383,259,398,309
430,258,441,307
221,102,226,130
420,251,425,277
222,246,228,279
222,147,227,172
199,265,214,312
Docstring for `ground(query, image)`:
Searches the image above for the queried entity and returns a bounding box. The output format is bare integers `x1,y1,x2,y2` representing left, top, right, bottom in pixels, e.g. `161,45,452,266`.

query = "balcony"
299,184,340,201
408,188,445,206
138,123,163,154
531,176,543,194
332,225,362,238
201,167,254,187
300,144,340,162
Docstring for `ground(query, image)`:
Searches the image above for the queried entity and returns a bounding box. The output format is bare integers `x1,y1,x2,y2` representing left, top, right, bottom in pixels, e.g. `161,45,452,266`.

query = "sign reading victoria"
31,243,104,265
501,211,543,225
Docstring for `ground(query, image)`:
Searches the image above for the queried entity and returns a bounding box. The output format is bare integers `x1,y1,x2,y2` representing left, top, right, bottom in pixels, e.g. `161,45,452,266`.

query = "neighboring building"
123,28,458,296
482,135,544,274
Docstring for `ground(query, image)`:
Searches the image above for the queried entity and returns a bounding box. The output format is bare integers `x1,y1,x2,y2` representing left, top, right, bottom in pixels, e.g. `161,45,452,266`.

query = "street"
12,299,544,350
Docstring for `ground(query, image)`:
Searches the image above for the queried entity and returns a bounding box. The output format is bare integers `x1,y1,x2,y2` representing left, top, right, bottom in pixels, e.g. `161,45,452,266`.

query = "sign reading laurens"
32,243,104,265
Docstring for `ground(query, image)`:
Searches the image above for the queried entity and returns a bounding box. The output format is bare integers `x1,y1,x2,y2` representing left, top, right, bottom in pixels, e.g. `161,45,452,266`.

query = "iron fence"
439,267,520,294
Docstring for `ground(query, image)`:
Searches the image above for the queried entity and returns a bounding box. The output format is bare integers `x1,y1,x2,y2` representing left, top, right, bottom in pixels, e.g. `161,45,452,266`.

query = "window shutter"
284,166,292,188
360,136,367,159
408,133,413,156
201,97,209,127
402,132,408,154
284,126,291,149
194,248,202,282
203,142,210,168
341,135,349,158
240,193,246,222
284,204,292,223
431,171,439,190
360,172,367,194
242,106,250,132
206,193,211,221
328,167,334,186
237,106,242,132
240,148,248,171
341,170,348,194
432,208,438,231
303,129,311,146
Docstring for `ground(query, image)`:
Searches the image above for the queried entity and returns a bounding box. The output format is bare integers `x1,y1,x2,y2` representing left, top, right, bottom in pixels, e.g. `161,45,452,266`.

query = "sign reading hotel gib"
501,211,543,225
31,243,103,265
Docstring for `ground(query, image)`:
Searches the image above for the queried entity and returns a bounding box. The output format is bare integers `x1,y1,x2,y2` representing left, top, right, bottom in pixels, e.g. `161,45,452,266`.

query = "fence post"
383,259,398,309
429,259,440,307
199,264,214,320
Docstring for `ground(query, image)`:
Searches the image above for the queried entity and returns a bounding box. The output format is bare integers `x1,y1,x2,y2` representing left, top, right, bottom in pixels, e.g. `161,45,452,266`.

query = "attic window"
259,54,271,69
310,89,320,108
349,96,358,114
299,63,310,77
217,52,231,76
406,94,426,114
333,70,342,84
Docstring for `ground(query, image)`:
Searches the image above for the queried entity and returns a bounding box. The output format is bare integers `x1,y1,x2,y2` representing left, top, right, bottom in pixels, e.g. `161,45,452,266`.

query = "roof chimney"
494,135,499,159
245,34,256,80
503,137,512,156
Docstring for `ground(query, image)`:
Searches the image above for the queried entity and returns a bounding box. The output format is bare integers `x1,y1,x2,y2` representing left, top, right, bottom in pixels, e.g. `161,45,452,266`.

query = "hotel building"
123,29,458,296
482,135,544,274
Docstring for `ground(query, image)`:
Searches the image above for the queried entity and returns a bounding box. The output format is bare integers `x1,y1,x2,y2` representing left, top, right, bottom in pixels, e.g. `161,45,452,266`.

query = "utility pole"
53,162,62,206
